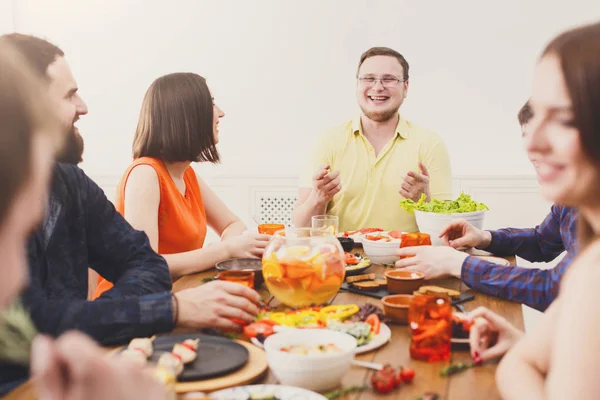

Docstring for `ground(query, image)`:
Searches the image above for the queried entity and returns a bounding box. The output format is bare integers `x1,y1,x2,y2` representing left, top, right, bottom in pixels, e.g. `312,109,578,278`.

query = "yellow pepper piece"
268,312,297,326
320,304,360,321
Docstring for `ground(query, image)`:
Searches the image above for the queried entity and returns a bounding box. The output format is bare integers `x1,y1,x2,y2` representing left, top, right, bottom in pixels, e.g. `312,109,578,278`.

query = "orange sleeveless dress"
93,157,207,299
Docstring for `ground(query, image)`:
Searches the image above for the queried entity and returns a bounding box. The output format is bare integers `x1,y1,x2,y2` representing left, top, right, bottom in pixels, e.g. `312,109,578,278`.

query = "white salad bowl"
414,210,486,245
263,329,357,392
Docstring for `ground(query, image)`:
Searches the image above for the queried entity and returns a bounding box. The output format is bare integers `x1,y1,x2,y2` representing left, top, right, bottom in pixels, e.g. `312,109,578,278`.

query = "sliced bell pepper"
320,304,360,321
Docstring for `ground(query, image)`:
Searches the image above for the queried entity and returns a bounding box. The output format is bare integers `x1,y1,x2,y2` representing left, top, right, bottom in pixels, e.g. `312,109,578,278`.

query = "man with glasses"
292,47,453,233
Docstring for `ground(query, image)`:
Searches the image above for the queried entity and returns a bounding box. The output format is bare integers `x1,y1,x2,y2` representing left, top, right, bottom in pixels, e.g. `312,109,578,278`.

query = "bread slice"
417,285,461,299
352,281,381,291
373,279,387,287
346,273,376,283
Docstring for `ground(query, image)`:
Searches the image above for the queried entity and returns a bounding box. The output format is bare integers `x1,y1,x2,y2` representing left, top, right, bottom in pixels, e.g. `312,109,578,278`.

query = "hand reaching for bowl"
313,164,341,205
399,162,430,202
468,307,524,363
224,231,271,258
395,246,468,279
439,219,492,249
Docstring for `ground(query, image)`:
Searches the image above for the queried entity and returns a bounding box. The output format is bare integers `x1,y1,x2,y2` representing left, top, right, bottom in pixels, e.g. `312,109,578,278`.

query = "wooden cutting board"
175,340,268,393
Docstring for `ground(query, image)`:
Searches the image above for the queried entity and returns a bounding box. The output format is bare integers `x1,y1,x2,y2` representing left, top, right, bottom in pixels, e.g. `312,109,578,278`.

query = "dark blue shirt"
0,163,175,394
461,205,577,312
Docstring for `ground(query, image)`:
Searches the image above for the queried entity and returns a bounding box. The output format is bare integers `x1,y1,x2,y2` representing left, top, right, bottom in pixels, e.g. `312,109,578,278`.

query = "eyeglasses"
357,76,406,88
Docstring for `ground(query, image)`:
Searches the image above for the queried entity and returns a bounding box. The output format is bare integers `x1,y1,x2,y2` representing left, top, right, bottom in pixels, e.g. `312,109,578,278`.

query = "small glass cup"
311,215,339,236
408,295,452,362
218,270,255,289
258,223,286,235
399,233,432,259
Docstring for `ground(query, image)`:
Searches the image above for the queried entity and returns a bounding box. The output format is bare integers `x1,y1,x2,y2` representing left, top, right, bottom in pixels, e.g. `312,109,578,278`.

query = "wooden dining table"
172,248,522,400
5,249,522,400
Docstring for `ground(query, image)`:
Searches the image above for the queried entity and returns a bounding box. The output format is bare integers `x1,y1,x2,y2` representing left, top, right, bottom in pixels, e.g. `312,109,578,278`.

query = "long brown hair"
0,42,62,225
132,73,219,163
541,22,600,245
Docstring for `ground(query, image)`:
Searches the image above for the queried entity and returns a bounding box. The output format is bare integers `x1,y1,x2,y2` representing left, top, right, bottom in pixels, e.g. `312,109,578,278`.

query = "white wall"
0,0,13,34
10,0,600,183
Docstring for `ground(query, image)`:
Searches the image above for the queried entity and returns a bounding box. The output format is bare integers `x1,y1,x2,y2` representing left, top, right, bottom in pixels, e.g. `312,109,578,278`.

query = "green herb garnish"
440,361,476,377
323,385,369,399
400,192,489,214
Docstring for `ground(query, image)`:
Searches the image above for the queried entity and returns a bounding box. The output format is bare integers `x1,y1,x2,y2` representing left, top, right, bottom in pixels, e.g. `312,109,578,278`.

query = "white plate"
210,384,326,400
250,323,391,355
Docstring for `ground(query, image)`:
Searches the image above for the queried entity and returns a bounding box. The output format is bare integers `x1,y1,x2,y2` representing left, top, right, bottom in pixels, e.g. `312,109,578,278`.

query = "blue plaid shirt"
461,205,577,312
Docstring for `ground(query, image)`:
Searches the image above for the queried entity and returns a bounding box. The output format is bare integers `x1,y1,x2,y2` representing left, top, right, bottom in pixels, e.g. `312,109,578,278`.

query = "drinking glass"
409,295,452,362
218,270,255,289
311,215,339,236
399,232,432,259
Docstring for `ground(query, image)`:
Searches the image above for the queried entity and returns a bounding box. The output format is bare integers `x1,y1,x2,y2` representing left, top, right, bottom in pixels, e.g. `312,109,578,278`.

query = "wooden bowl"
384,270,424,294
381,295,413,324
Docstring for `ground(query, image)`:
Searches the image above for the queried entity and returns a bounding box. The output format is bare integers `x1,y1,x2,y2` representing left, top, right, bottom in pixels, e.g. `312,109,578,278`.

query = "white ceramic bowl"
263,329,357,392
362,237,401,265
414,210,486,245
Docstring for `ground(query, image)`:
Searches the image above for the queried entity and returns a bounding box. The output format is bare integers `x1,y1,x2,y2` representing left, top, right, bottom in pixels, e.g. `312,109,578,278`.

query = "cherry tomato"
371,371,396,393
400,367,415,383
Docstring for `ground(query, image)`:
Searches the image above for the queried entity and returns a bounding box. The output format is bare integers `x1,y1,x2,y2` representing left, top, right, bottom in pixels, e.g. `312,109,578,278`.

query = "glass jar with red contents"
408,295,452,362
399,233,432,259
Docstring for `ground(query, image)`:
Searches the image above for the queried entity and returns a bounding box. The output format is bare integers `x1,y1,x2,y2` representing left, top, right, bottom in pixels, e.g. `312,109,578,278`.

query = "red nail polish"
473,351,480,359
475,357,483,366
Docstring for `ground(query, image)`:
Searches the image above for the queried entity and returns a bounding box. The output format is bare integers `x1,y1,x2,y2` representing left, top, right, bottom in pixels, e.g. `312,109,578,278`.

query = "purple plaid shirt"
461,205,577,311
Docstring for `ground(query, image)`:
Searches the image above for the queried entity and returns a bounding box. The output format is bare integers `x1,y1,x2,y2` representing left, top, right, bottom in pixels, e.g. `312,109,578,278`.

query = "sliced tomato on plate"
388,230,403,239
359,228,383,234
365,314,381,334
344,252,359,265
243,321,275,338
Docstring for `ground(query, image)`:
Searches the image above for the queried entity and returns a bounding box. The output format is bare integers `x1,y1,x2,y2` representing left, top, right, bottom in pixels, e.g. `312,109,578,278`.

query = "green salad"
400,192,489,214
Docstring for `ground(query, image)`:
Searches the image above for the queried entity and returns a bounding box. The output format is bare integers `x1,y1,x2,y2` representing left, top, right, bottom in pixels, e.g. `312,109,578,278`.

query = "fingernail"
475,357,483,366
473,351,480,358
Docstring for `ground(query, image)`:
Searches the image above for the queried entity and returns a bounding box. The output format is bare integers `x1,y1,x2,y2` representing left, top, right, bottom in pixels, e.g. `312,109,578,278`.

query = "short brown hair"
357,47,409,81
517,101,533,126
0,34,64,79
133,73,219,163
0,42,62,225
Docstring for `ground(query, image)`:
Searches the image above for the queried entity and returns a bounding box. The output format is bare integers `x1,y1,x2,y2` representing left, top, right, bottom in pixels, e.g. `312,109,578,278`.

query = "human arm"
122,165,269,278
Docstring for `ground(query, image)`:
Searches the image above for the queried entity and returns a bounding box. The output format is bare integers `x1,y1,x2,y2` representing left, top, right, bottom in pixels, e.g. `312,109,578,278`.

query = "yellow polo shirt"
299,115,453,233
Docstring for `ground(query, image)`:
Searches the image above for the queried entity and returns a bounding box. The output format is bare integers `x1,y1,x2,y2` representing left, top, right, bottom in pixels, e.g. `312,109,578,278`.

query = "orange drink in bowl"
258,223,286,235
262,228,345,307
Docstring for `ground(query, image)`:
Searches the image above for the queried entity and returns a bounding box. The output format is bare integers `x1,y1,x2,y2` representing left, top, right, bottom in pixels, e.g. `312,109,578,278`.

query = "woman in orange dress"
94,73,269,297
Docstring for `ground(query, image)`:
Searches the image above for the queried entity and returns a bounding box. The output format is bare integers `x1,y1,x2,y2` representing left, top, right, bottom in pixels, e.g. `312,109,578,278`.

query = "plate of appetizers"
119,333,249,381
344,252,372,276
209,384,327,400
247,303,391,355
342,228,384,244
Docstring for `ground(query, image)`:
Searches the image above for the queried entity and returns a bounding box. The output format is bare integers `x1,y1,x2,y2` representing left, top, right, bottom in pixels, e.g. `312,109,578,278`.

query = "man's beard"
360,105,400,123
56,127,84,164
